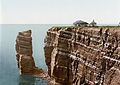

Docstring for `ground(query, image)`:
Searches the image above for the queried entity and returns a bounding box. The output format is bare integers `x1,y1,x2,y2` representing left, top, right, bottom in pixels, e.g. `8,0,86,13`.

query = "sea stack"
15,30,35,74
15,30,55,85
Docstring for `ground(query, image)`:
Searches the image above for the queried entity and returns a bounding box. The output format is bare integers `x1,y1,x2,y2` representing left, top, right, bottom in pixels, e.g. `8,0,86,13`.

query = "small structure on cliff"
89,20,97,26
118,22,120,26
73,20,88,27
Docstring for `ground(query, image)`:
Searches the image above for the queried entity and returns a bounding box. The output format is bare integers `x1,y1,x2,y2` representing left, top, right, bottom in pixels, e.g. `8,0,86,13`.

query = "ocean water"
0,24,72,85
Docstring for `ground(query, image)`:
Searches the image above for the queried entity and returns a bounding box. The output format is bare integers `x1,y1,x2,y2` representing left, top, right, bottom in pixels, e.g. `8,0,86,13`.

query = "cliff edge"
44,27,120,85
15,27,120,85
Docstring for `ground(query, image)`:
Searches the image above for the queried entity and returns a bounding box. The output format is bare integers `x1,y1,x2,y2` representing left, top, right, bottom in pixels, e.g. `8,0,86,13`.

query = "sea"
0,24,118,85
0,24,72,85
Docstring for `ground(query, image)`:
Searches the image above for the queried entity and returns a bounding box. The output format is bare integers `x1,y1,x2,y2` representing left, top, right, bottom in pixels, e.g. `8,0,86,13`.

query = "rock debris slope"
44,27,120,85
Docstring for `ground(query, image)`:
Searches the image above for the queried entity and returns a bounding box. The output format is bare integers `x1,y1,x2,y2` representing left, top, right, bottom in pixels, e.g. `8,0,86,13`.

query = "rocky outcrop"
15,30,55,85
16,30,35,74
15,28,120,85
44,27,120,85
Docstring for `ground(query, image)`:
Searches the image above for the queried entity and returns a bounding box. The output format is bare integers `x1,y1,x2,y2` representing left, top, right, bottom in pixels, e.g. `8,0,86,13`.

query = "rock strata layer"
15,30,55,85
44,27,120,85
16,30,35,74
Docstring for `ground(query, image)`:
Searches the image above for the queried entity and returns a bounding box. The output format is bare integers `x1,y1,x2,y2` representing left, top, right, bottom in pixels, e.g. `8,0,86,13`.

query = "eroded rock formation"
15,30,55,85
44,27,120,85
15,28,120,85
16,30,36,74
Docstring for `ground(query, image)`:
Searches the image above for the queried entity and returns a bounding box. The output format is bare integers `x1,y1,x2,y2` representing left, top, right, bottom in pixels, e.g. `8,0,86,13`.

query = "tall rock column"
16,30,35,74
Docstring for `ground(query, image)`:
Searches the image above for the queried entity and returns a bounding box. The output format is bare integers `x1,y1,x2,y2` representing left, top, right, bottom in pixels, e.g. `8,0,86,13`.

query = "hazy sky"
0,0,120,24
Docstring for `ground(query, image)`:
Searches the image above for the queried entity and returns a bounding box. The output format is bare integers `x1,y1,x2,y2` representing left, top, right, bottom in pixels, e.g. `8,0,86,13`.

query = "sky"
0,0,120,24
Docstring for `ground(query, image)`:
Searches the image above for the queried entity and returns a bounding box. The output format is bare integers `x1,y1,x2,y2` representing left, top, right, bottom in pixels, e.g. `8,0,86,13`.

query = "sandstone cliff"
15,30,54,85
44,27,120,85
16,30,36,74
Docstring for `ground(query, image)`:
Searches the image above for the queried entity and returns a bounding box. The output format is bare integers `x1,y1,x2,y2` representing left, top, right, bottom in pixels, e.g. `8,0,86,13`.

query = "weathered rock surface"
16,30,35,74
44,27,120,85
15,30,55,85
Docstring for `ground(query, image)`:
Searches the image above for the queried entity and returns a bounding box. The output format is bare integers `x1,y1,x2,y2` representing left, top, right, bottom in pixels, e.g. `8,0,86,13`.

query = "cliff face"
16,30,35,74
44,27,120,85
15,30,54,85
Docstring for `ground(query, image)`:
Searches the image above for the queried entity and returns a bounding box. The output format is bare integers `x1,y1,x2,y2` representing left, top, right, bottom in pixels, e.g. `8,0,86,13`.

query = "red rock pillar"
15,30,35,74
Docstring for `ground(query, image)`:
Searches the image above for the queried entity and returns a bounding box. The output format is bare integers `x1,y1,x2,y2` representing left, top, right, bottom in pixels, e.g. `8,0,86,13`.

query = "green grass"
52,26,74,28
52,26,75,30
94,26,118,28
53,26,119,28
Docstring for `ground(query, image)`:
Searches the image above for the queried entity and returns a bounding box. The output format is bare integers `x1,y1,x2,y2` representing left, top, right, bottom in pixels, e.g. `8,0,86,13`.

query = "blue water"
0,24,72,85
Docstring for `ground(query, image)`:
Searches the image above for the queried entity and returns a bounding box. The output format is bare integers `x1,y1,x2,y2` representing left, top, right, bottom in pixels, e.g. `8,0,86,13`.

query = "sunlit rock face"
16,30,35,74
44,27,120,85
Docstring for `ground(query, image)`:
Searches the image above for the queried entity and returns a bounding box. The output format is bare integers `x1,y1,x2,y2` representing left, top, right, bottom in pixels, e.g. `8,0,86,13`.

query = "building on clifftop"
89,20,97,27
118,22,120,26
73,20,88,27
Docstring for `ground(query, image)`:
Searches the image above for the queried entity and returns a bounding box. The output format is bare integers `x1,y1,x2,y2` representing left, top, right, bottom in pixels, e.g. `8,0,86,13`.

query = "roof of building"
90,20,97,24
73,20,88,25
